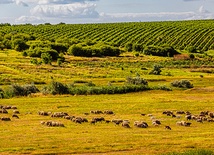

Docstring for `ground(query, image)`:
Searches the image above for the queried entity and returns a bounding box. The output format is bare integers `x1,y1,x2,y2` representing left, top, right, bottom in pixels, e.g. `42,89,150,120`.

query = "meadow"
0,20,214,154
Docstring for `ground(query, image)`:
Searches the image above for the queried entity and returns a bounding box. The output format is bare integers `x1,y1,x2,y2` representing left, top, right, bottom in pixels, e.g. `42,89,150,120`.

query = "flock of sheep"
37,109,214,130
1,104,214,130
0,105,20,121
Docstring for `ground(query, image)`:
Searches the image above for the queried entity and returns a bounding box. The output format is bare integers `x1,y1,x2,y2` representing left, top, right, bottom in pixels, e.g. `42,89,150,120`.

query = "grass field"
1,47,214,154
1,89,214,154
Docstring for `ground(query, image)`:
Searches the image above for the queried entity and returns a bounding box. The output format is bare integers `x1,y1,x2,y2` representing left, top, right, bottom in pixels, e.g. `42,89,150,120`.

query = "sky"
0,0,213,24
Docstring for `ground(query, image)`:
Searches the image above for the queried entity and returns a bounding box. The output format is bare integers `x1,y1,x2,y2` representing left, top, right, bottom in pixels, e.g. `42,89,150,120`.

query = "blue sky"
0,0,213,24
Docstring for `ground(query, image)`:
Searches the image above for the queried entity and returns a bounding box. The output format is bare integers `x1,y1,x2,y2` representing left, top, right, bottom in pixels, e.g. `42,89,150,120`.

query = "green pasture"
0,44,214,154
1,89,214,154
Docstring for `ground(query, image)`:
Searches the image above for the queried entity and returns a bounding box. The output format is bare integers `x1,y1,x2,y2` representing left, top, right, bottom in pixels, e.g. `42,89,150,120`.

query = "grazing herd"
2,105,214,131
0,105,19,121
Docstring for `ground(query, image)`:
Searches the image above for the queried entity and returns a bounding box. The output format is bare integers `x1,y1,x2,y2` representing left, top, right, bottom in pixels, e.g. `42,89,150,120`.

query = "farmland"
0,20,214,154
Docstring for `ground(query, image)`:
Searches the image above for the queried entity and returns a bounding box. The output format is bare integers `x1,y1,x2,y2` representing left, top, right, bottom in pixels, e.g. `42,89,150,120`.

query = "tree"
149,64,162,75
41,53,52,64
125,42,133,52
12,39,29,52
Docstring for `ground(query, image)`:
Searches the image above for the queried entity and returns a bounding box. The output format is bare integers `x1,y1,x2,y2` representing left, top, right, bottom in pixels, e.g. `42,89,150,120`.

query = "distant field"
1,20,213,51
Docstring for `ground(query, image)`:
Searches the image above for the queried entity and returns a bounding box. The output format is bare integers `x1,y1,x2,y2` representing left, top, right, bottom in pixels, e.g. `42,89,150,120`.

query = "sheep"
134,121,148,128
38,111,49,116
209,112,214,118
1,117,11,121
185,115,192,120
90,110,103,114
92,117,105,123
104,110,114,115
51,112,68,118
63,115,75,120
165,126,172,130
176,111,185,114
41,121,65,127
13,110,20,114
11,106,17,109
12,114,19,119
122,122,130,128
0,108,8,114
112,119,123,125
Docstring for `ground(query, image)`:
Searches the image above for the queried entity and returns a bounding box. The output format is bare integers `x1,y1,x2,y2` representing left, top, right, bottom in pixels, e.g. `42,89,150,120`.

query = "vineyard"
0,20,213,52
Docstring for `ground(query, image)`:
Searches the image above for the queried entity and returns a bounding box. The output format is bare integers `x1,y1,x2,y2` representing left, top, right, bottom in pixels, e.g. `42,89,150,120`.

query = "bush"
4,84,39,97
126,76,148,85
149,64,162,75
144,45,179,57
68,44,121,57
12,39,29,52
171,80,193,88
125,42,133,52
41,52,52,64
42,81,69,95
0,88,4,99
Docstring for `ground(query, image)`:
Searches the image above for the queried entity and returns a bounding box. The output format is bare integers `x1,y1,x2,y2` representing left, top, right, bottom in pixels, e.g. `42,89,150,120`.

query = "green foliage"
133,43,143,52
0,88,4,99
12,39,29,52
149,64,162,75
144,45,179,57
50,43,69,53
171,79,194,88
4,84,39,97
125,42,133,52
42,81,69,95
30,58,42,65
126,76,148,85
41,52,52,64
68,44,121,57
186,46,198,53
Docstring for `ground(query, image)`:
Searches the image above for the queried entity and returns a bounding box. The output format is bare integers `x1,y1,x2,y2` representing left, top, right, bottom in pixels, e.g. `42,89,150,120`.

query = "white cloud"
99,8,213,23
0,0,98,5
15,16,45,23
16,0,28,6
30,3,99,18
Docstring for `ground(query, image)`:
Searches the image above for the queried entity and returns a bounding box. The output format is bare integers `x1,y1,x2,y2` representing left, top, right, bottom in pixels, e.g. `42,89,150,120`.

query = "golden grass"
1,90,214,154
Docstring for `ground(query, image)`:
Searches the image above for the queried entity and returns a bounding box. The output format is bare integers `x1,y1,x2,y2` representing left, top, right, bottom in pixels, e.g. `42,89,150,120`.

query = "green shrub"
41,52,52,64
4,84,39,97
0,88,4,99
125,42,133,52
42,81,69,95
126,76,148,85
171,79,193,88
144,45,179,57
149,64,162,75
12,39,29,52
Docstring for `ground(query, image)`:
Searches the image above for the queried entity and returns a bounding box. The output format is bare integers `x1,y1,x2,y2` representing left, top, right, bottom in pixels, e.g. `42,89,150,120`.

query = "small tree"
41,53,52,64
125,42,133,52
149,64,162,75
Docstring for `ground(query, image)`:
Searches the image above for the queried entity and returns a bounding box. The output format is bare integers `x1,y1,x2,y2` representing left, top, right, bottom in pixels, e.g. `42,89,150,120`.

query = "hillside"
0,20,213,52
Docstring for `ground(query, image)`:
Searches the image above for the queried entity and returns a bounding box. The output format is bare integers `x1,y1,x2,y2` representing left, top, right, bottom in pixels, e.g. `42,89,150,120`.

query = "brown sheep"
165,126,172,130
0,108,8,114
1,117,11,121
13,110,20,114
104,110,114,115
134,121,148,128
38,111,49,116
11,106,17,109
12,114,19,119
122,122,130,128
